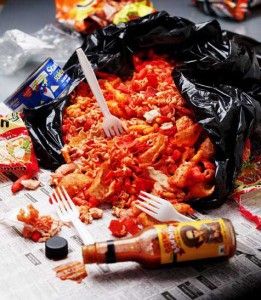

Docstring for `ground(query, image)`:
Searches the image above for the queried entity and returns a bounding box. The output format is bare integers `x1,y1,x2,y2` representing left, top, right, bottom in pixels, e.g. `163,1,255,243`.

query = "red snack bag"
233,186,261,230
0,113,39,193
232,148,261,229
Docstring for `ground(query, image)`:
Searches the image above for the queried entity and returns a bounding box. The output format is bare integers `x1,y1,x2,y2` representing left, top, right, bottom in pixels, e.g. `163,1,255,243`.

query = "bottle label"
155,219,232,264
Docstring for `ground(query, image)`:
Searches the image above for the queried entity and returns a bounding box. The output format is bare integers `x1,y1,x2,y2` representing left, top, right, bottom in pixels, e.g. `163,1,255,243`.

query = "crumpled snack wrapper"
0,113,39,193
193,0,261,21
55,0,155,32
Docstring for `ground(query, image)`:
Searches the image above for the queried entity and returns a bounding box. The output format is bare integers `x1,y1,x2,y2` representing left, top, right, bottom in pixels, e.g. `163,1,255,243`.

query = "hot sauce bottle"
82,218,236,267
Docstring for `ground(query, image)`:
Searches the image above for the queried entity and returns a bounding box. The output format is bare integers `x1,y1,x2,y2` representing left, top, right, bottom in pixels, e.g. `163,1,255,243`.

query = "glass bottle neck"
82,237,140,264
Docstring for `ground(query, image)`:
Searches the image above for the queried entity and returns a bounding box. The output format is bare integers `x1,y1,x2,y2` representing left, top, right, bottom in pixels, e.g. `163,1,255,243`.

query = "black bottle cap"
45,236,68,260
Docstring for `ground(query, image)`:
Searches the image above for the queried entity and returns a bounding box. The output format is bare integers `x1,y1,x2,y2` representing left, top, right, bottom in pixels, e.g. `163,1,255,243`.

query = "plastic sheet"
0,24,82,75
23,12,261,209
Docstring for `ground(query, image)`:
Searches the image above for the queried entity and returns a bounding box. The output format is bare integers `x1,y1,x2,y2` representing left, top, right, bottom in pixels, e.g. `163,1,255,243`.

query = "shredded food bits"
54,52,216,237
17,204,69,242
54,261,87,283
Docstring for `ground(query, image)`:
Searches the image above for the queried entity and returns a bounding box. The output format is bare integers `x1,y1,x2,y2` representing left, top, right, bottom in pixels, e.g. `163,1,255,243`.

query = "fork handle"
76,48,111,118
174,214,193,222
71,218,94,245
0,218,24,231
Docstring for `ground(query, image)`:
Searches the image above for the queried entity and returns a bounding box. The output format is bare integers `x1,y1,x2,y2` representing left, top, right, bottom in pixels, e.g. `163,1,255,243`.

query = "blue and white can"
4,58,72,111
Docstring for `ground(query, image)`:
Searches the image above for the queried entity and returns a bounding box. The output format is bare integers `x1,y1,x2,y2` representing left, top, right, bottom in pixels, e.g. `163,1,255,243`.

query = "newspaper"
0,101,260,300
0,167,260,300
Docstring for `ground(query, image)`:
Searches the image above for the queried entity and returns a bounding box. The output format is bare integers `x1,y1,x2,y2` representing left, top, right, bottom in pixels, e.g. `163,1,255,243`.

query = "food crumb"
89,207,103,219
79,205,93,224
21,179,41,190
79,206,103,224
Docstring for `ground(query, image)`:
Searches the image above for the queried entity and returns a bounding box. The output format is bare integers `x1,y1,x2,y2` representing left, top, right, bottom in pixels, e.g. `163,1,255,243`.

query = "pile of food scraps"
52,52,216,237
17,204,69,242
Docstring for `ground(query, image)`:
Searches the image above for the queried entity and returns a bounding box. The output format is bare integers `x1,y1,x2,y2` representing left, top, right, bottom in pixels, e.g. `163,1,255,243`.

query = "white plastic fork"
76,48,124,138
50,186,94,245
136,191,192,222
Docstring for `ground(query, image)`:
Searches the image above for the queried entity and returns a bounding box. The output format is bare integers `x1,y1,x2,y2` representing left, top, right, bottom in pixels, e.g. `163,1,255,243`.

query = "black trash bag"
23,11,261,209
173,73,260,208
24,97,68,170
64,11,222,80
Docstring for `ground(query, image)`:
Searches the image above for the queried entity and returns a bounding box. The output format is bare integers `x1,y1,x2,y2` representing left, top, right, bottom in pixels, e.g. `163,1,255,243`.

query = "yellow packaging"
155,218,236,264
113,1,154,25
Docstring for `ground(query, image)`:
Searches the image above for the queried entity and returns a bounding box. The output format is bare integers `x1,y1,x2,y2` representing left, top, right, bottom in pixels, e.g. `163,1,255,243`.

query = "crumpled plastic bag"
55,0,155,33
0,24,82,75
23,11,261,209
24,97,68,170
